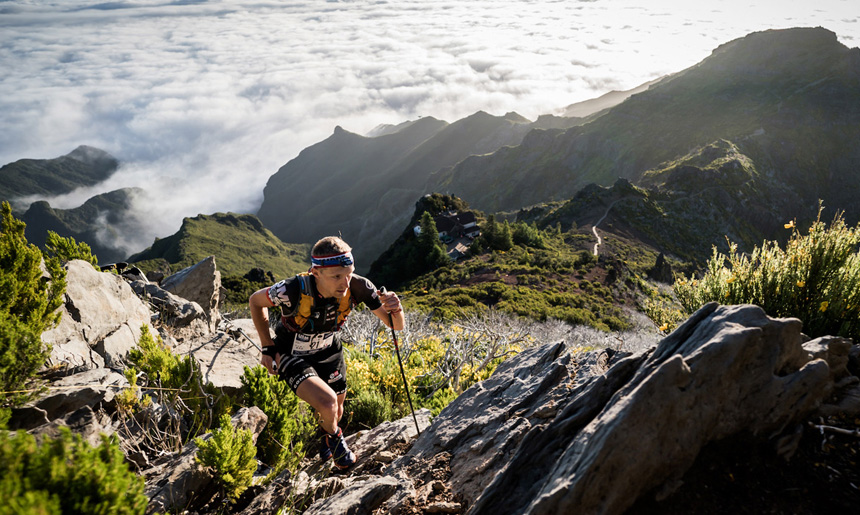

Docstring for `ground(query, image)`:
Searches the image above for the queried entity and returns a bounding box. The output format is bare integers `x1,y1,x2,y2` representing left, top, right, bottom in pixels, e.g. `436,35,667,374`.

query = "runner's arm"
249,288,278,373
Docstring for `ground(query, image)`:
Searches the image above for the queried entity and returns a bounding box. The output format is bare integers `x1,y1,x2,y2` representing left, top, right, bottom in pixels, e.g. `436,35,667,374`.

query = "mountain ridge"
0,145,119,206
430,27,860,229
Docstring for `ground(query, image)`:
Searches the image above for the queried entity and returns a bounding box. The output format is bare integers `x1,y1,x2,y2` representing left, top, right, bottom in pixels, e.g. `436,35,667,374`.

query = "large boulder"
42,260,154,372
171,330,260,391
161,256,221,332
313,303,857,514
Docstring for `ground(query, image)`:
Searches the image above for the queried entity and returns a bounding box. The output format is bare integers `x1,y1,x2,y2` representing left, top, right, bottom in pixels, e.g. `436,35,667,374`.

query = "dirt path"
592,200,620,256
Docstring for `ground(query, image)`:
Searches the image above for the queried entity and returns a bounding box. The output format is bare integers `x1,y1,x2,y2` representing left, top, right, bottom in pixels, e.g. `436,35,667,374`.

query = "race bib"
292,332,335,355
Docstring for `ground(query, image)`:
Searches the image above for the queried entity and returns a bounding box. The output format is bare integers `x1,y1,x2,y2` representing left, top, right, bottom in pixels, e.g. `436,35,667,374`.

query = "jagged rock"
28,404,118,448
471,303,843,514
234,474,294,515
347,408,432,472
129,280,206,328
7,406,50,431
314,303,857,514
121,266,148,283
144,406,267,515
42,260,154,372
27,368,127,422
647,252,674,283
303,476,408,515
392,341,583,506
161,256,221,332
247,410,428,515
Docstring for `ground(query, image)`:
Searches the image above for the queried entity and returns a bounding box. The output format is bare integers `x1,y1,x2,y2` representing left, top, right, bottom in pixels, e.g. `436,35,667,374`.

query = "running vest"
279,273,353,333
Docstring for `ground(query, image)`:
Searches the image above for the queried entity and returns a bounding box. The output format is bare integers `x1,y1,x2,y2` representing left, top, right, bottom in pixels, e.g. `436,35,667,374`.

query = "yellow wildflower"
726,276,736,284
658,323,669,332
784,220,795,229
820,301,829,312
796,280,805,288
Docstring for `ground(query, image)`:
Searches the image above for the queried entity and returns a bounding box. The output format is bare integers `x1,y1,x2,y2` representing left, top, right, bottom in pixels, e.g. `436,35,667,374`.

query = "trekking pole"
381,287,421,436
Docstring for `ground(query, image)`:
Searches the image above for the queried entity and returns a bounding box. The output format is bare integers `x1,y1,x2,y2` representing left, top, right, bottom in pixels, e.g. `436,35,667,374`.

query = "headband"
310,251,355,268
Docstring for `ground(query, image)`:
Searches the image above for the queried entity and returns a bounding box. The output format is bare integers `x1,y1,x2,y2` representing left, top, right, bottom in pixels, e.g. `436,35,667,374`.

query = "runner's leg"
295,376,339,434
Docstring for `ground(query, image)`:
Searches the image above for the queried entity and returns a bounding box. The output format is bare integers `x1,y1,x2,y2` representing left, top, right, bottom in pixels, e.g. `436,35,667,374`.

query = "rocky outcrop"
161,256,221,332
30,367,128,422
247,409,430,515
42,259,154,373
312,303,858,514
129,279,208,333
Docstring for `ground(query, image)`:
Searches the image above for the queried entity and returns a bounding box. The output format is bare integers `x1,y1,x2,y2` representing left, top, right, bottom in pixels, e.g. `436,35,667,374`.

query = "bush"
240,366,316,473
345,386,396,430
0,427,147,515
44,230,99,268
674,208,860,340
0,202,65,408
195,413,258,503
126,325,228,441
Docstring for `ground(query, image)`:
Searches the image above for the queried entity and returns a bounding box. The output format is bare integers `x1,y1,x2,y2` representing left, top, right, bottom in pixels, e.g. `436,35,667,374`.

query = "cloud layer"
1,0,857,254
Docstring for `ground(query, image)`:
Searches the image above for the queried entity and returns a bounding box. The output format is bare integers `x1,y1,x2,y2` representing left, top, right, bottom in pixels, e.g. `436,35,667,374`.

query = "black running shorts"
275,339,347,395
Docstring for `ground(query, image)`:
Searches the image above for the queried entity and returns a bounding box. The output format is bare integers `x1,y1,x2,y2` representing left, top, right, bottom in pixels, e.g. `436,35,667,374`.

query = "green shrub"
345,385,396,430
0,202,65,408
195,413,258,503
416,386,458,417
43,230,99,268
126,325,228,441
0,427,147,515
674,208,860,340
240,366,316,473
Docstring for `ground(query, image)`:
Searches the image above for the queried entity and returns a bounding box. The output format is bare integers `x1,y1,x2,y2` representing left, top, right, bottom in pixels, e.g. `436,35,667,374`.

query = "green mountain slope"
0,146,119,204
384,137,822,330
430,28,860,229
257,111,586,270
128,212,310,279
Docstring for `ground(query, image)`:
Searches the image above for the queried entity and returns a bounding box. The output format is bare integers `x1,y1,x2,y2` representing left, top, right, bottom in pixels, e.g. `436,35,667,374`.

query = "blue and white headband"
311,251,355,268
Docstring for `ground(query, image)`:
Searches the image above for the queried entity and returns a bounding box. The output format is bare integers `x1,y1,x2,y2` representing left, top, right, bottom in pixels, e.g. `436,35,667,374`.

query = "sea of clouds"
0,0,856,256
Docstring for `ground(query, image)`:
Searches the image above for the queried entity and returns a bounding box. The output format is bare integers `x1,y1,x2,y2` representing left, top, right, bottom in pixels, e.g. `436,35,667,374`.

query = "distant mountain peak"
67,145,114,163
503,112,530,123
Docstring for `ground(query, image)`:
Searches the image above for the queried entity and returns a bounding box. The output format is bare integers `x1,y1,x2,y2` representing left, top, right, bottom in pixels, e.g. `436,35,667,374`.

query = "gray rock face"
161,256,221,331
314,303,857,514
29,404,119,448
42,260,154,372
171,330,260,391
32,367,128,421
474,303,844,514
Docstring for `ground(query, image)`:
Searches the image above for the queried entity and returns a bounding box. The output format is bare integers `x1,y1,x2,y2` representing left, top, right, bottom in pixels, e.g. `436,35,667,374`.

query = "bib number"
293,332,335,355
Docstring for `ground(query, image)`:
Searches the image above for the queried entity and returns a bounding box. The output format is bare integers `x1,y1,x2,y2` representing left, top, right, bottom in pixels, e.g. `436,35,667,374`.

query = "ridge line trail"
592,200,620,256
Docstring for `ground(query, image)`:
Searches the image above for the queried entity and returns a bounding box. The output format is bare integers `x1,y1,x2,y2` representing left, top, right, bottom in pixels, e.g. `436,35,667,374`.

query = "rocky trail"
7,259,859,514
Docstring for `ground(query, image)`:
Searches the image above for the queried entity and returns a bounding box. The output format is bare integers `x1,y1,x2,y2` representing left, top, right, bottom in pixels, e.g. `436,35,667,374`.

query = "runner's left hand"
378,289,402,314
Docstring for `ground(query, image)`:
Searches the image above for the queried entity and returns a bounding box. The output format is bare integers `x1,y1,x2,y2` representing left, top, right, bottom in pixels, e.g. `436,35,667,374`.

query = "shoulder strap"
293,273,316,330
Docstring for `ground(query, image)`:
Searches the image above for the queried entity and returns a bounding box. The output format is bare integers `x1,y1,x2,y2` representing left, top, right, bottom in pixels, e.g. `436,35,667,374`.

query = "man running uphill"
248,236,403,469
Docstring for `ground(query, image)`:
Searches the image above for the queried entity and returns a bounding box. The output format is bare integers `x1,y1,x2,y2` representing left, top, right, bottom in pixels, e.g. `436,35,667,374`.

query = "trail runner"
249,236,403,469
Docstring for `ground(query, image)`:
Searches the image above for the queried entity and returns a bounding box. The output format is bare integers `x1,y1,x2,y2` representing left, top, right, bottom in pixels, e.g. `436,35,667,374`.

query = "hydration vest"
286,273,353,332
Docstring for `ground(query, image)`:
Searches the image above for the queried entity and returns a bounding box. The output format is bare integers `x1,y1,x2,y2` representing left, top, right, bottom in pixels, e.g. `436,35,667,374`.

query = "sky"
0,0,857,255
